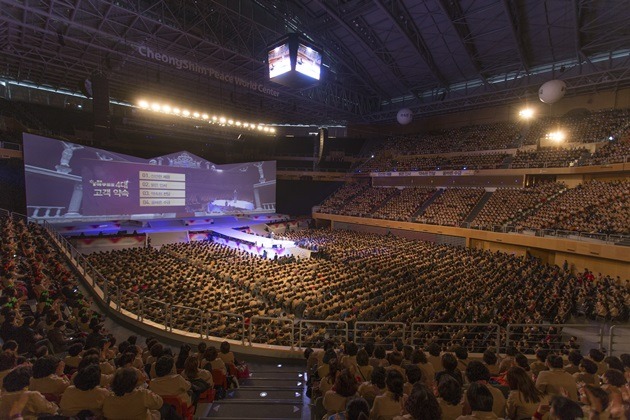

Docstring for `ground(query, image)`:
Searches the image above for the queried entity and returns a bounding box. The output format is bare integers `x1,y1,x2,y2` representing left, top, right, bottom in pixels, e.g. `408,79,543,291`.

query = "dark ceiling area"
1,0,629,126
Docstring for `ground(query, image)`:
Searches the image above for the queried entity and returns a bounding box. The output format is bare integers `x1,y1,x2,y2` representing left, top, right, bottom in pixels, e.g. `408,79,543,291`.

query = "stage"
59,214,312,259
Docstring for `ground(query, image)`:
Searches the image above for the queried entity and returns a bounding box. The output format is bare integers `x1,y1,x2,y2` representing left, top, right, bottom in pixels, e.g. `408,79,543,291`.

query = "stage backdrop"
23,133,276,222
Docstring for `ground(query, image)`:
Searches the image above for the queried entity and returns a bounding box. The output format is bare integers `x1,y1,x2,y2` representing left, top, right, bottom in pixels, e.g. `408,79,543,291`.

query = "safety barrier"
298,320,348,349
410,323,501,351
248,316,295,348
608,325,630,356
506,324,604,353
354,321,406,350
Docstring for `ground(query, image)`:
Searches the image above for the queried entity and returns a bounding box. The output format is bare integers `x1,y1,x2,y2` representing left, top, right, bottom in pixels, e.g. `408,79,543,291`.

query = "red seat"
198,388,216,403
211,368,228,389
161,395,195,420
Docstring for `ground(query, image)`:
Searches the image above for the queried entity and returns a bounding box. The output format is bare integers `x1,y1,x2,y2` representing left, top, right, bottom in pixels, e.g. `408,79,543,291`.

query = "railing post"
609,325,615,355
298,321,303,349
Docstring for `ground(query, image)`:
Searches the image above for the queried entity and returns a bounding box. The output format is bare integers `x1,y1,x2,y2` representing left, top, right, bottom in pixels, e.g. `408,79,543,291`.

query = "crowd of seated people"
318,180,370,214
415,188,484,226
581,140,630,165
326,187,398,218
359,152,508,173
510,147,588,168
471,182,566,228
519,180,630,235
522,109,630,146
372,187,437,221
306,339,630,420
84,228,628,353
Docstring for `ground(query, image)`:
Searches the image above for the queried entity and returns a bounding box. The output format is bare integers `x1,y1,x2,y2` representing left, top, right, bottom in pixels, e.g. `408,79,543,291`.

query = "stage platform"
61,214,312,259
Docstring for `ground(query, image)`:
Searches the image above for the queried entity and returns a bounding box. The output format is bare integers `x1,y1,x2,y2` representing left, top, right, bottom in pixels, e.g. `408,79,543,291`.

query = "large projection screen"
23,134,276,222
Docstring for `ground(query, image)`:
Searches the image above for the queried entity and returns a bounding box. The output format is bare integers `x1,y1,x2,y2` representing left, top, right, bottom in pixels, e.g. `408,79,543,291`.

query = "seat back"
160,395,195,420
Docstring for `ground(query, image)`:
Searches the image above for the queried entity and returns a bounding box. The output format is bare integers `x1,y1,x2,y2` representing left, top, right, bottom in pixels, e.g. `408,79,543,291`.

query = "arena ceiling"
1,0,629,126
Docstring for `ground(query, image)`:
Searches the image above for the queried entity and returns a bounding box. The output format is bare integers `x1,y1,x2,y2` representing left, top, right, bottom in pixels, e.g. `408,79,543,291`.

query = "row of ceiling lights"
136,100,277,134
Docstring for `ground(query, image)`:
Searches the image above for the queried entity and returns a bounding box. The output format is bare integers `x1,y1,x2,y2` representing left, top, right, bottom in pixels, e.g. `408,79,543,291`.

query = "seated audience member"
175,344,191,371
59,364,110,416
29,355,70,397
483,350,500,377
564,350,583,375
0,350,17,383
318,349,338,380
0,365,59,418
321,358,342,396
436,353,464,386
427,343,443,372
437,376,463,420
181,355,212,401
342,342,359,372
358,366,387,408
587,348,607,376
394,382,441,420
148,356,192,406
541,396,583,420
573,358,598,385
457,382,497,419
454,346,470,373
218,341,237,366
579,384,610,420
63,343,84,372
323,369,359,417
372,346,390,368
103,367,163,420
530,349,549,379
356,349,374,383
370,369,405,420
535,354,578,401
114,352,147,386
202,346,227,375
387,352,406,380
411,349,435,388
331,397,370,420
505,366,548,420
603,356,625,373
465,361,506,418
403,365,423,396
600,369,627,418
47,320,73,353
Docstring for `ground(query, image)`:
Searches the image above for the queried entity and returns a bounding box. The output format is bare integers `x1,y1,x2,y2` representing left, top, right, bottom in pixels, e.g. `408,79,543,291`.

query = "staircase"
412,189,444,218
200,360,308,420
465,191,493,223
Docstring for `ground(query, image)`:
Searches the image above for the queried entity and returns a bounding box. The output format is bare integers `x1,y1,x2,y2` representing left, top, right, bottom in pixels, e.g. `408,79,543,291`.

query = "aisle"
199,359,310,420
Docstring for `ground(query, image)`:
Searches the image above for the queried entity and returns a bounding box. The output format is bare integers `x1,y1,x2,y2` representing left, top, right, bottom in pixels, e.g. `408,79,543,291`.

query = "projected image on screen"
295,44,322,80
268,43,291,78
23,134,276,222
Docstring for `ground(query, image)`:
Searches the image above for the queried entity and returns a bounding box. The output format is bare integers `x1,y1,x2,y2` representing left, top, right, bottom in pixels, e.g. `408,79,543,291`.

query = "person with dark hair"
181,354,212,401
104,367,163,419
587,348,607,376
202,346,227,375
64,342,84,370
535,354,578,401
59,364,110,416
427,343,443,372
2,339,19,354
530,349,549,379
218,341,237,366
356,349,373,382
544,395,583,420
148,356,192,406
573,358,598,385
564,350,583,375
175,344,191,371
47,320,73,353
600,367,627,418
319,348,339,380
370,369,405,419
620,353,630,372
458,382,496,419
505,366,548,420
114,352,147,387
403,365,422,396
339,397,370,420
30,355,70,397
0,350,17,383
465,361,506,418
146,342,163,367
437,375,463,420
579,384,609,420
388,352,406,379
0,366,59,418
358,366,387,408
411,349,435,388
15,316,54,356
436,353,464,386
453,346,469,372
342,342,359,371
603,356,625,372
321,358,343,396
513,354,530,372
323,369,359,417
483,350,500,377
373,346,390,368
394,382,441,420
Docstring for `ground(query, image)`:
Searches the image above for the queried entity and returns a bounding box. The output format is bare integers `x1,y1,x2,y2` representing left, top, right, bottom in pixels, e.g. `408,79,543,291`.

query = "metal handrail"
354,321,406,349
506,323,604,352
248,316,295,348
